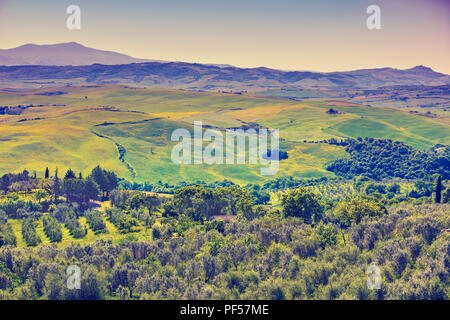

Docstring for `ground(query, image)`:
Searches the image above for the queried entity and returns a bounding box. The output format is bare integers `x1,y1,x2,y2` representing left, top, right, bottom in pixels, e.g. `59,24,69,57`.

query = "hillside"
0,85,448,184
0,43,448,91
1,63,448,91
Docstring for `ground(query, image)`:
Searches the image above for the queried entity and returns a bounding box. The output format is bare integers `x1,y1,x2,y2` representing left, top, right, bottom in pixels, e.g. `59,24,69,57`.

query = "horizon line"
1,41,448,75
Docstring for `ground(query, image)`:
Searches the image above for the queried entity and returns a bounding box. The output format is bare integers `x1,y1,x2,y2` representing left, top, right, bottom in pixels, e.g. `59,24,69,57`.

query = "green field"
0,85,449,184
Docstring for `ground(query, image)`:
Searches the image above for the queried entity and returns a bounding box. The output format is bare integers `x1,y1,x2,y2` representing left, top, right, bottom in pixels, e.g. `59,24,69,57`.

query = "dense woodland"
0,138,449,300
327,138,450,180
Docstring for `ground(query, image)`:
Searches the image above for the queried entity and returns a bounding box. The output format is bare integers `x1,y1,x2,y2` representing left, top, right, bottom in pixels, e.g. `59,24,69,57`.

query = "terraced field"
0,85,448,184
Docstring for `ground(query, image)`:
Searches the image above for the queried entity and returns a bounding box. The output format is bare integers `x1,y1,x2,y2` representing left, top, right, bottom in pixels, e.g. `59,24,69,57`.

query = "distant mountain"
0,43,448,91
1,62,448,91
0,42,158,66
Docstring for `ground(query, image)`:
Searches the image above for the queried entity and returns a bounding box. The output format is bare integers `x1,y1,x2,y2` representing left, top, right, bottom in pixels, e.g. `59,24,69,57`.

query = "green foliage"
313,222,337,249
84,209,107,234
387,183,401,194
50,203,86,238
408,180,434,199
34,189,49,204
166,185,255,221
0,198,42,219
0,170,38,195
327,139,450,180
281,188,323,222
62,177,99,205
435,175,442,203
110,189,162,212
0,202,447,300
106,207,139,233
333,196,387,228
21,219,41,247
106,207,125,226
0,167,448,300
42,215,63,242
152,224,161,239
443,188,450,203
91,165,118,198
64,168,76,180
51,169,61,202
128,193,160,211
0,222,16,247
118,216,139,233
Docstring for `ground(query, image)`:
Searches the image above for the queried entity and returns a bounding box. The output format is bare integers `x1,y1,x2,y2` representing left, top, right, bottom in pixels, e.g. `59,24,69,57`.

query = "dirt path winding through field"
89,117,164,180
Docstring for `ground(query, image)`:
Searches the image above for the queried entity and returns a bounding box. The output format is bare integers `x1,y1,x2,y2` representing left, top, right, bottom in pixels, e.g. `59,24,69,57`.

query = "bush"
85,209,107,234
152,224,161,239
22,219,41,247
42,215,63,242
314,223,337,249
106,208,139,233
50,203,86,238
0,199,42,219
0,222,16,247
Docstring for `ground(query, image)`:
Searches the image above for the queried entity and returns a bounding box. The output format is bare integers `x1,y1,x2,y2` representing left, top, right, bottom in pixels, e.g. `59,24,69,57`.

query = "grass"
8,219,25,247
0,85,448,184
0,108,151,179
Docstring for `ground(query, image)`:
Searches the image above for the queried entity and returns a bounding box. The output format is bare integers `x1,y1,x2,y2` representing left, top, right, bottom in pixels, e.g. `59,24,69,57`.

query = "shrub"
0,222,16,247
85,209,107,234
50,203,86,238
22,219,41,247
42,215,63,242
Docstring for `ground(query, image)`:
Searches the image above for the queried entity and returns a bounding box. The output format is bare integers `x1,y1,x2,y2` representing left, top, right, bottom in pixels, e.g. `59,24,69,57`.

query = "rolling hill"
0,85,448,184
0,43,448,185
0,43,449,91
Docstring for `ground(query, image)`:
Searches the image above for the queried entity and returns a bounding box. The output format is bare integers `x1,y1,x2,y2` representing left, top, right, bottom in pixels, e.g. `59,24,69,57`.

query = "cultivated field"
1,85,449,184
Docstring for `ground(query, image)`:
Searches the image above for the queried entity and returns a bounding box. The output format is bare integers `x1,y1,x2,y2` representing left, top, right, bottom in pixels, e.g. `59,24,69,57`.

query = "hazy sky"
0,0,449,73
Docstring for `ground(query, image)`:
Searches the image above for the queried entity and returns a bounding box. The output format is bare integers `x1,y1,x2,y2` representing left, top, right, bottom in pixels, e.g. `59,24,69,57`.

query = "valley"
0,85,448,184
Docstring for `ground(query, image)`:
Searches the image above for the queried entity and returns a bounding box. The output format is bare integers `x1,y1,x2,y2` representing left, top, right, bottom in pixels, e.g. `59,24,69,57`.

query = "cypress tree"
435,175,442,203
45,167,49,179
53,169,61,203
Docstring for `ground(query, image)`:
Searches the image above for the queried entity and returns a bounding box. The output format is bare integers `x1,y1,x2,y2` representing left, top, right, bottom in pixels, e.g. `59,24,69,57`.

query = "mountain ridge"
0,42,160,66
0,42,449,91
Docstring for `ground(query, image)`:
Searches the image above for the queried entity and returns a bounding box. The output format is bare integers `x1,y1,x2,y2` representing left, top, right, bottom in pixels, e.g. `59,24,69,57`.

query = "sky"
0,0,449,73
